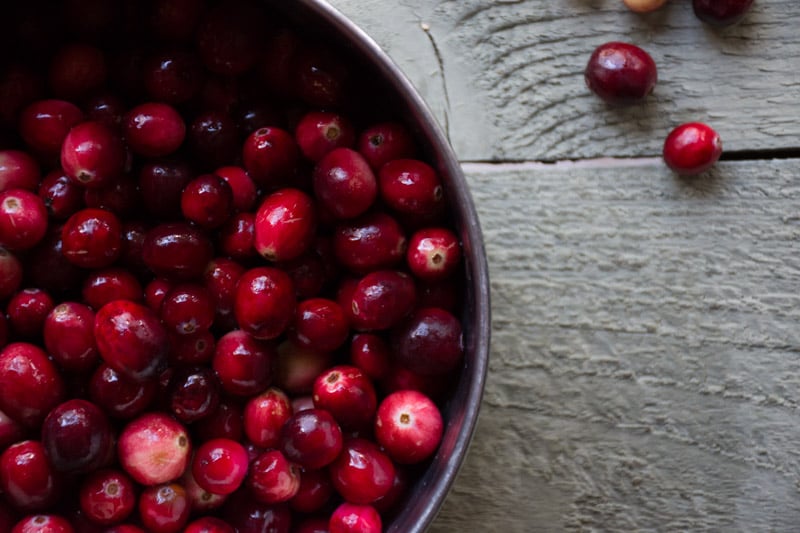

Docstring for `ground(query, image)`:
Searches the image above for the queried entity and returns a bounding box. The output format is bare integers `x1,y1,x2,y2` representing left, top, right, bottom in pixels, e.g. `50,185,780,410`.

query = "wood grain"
328,0,800,162
427,158,800,531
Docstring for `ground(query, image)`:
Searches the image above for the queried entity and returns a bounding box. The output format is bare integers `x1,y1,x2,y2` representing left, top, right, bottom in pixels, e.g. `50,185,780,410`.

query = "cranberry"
242,127,299,188
43,302,98,373
0,150,40,192
79,469,137,526
295,517,330,533
662,122,723,176
290,468,333,514
0,65,45,131
254,188,317,262
0,343,65,428
60,121,125,189
84,93,126,131
138,483,190,533
181,174,234,229
313,148,376,220
357,122,417,171
193,400,244,443
124,103,186,158
37,170,84,221
378,159,444,221
292,44,348,108
142,222,214,281
333,212,407,274
372,465,410,514
243,387,292,449
214,166,257,213
247,449,300,504
313,366,377,431
27,230,84,296
82,268,143,310
221,497,291,533
623,0,668,12
189,112,239,167
329,437,394,505
234,267,296,340
138,160,194,220
0,408,24,450
160,284,215,335
7,288,54,339
41,399,114,474
181,468,228,514
0,189,48,251
89,364,158,419
184,517,234,533
11,514,74,533
195,0,266,75
693,0,754,26
19,100,84,158
63,0,120,41
149,0,205,42
104,526,145,533
167,366,220,423
61,208,122,268
349,333,392,381
258,29,299,100
48,43,107,100
290,298,349,352
118,412,191,486
406,227,461,281
392,307,464,376
94,299,169,382
143,49,203,105
218,213,256,261
279,408,343,470
0,440,60,511
275,341,333,396
0,248,23,299
278,250,332,300
144,278,174,312
349,270,417,331
192,438,249,496
375,390,443,465
120,221,150,276
295,111,356,162
203,257,245,328
329,503,382,533
212,330,275,396
585,42,657,105
83,176,141,219
168,330,216,366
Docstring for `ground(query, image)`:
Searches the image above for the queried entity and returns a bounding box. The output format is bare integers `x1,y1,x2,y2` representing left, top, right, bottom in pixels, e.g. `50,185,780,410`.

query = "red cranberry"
89,363,158,419
218,212,256,261
234,267,296,340
295,111,355,162
292,45,348,108
329,503,381,533
212,330,275,396
181,174,233,229
160,284,215,335
138,483,190,533
82,268,143,310
193,400,243,443
242,127,299,188
7,288,54,339
313,366,377,431
375,390,443,464
79,469,137,526
181,468,228,514
94,299,169,382
192,438,249,496
37,170,84,221
144,278,174,312
214,166,257,213
138,160,193,220
406,227,461,281
693,0,754,26
120,221,150,275
195,0,266,75
0,150,40,192
0,189,48,251
203,257,245,328
329,438,395,504
290,298,349,352
0,408,24,450
11,514,74,533
357,122,416,171
41,399,114,474
254,188,316,262
0,343,65,428
585,42,657,105
142,222,214,281
275,341,333,396
0,248,23,299
143,49,203,105
349,333,391,381
189,111,239,167
184,517,234,533
290,468,333,514
391,307,464,376
279,408,343,470
19,100,84,158
118,413,190,486
313,148,376,220
247,449,300,504
43,302,98,373
149,0,205,42
243,387,292,449
48,43,106,100
167,366,220,423
0,440,60,511
333,212,407,274
125,103,186,158
60,121,125,188
663,122,723,176
83,176,141,219
372,465,410,514
61,208,122,268
27,229,84,296
349,270,416,331
168,330,216,366
378,159,445,220
294,517,330,533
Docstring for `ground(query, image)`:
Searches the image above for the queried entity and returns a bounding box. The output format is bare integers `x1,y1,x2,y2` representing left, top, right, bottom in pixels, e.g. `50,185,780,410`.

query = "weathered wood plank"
328,0,800,162
427,159,800,531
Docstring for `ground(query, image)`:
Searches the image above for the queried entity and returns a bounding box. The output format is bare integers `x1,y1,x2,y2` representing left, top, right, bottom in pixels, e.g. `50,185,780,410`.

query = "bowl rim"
280,1,492,531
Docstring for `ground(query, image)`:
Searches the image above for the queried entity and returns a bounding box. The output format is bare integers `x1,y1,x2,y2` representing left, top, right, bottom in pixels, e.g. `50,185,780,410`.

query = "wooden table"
330,1,800,531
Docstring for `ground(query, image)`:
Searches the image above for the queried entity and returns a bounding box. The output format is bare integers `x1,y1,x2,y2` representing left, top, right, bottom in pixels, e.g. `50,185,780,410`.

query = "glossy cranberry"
295,111,355,163
333,212,407,274
214,166,257,213
278,251,331,300
242,127,299,187
221,497,291,533
89,363,158,419
0,189,48,251
19,100,84,157
275,341,333,396
375,390,443,465
693,0,754,26
372,465,411,514
48,43,106,100
407,227,461,281
61,208,122,268
125,103,186,158
83,176,141,219
234,267,296,340
218,212,256,260
120,221,149,275
43,302,98,373
192,438,249,496
138,160,193,220
349,333,391,381
149,0,205,42
247,449,300,504
118,413,190,486
279,408,343,470
82,268,143,310
160,284,215,335
0,248,23,299
144,49,203,104
378,158,445,221
11,514,74,533
168,366,220,423
313,366,377,431
181,468,228,514
180,174,233,229
27,230,84,295
349,270,416,331
330,438,394,505
0,440,60,511
144,278,173,312
184,517,234,533
203,257,245,327
142,222,214,281
290,298,349,352
0,408,24,450
168,330,216,366
37,170,83,220
189,112,239,167
0,65,45,131
235,102,284,138
41,399,114,474
313,148,376,220
138,483,190,533
94,299,169,382
392,307,464,376
663,122,723,176
357,121,417,171
329,503,382,533
243,388,292,449
7,288,54,339
60,121,125,189
84,93,126,130
193,400,244,443
212,330,275,396
0,150,40,192
79,469,137,526
290,468,333,514
254,188,316,262
195,0,266,75
0,343,65,427
585,42,657,105
292,45,348,108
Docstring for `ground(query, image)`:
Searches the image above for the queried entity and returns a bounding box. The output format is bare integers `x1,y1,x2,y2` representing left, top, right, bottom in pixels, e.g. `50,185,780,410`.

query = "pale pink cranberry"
138,483,190,533
349,270,416,331
290,297,349,352
663,122,723,176
218,213,256,261
0,189,48,251
0,150,40,192
329,438,395,504
242,127,299,187
274,341,333,396
313,148,376,220
329,503,382,533
0,247,23,299
279,408,343,470
0,343,65,428
61,208,122,269
349,333,392,381
214,166,257,212
118,413,191,486
81,268,143,310
60,121,125,189
49,43,107,100
124,103,186,158
247,449,301,504
375,390,443,464
0,440,61,511
313,366,377,431
19,100,83,157
79,469,136,526
585,42,658,105
378,158,445,220
7,288,54,339
11,514,74,533
333,211,407,274
357,121,417,171
295,111,355,162
43,302,98,373
160,284,215,335
191,438,249,496
243,387,292,449
212,330,275,396
37,170,84,220
234,267,296,340
143,49,203,105
290,468,333,514
254,188,317,262
89,364,158,420
180,174,234,229
392,307,464,376
41,399,115,474
195,0,267,75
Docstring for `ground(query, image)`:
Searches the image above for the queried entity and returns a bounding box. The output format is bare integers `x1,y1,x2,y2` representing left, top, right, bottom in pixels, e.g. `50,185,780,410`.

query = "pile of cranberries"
0,1,470,532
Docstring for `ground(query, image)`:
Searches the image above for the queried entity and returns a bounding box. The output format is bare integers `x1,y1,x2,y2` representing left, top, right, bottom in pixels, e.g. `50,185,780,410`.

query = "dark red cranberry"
41,399,114,474
0,440,60,511
357,121,417,171
168,330,216,366
160,284,215,335
48,43,107,100
192,438,249,496
212,330,275,396
144,278,173,312
349,333,391,381
392,307,464,376
138,160,194,220
247,449,300,504
203,257,245,328
193,400,243,443
663,122,723,176
417,276,461,313
104,525,146,533
79,469,137,526
84,92,126,131
142,222,214,281
258,28,299,99
168,366,220,423
195,0,266,75
292,44,348,108
242,127,299,188
19,99,84,158
0,150,40,192
94,299,169,382
234,102,284,138
295,111,355,162
7,288,54,339
138,483,190,533
328,438,395,504
234,267,296,340
329,503,382,533
118,413,191,486
313,365,377,431
218,212,256,261
0,407,24,450
693,0,754,26
372,464,411,514
120,221,150,275
82,268,143,310
378,159,444,220
61,208,122,268
62,0,120,41
290,468,333,514
0,189,48,251
333,212,407,274
37,170,84,220
181,468,228,515
349,270,416,331
189,111,239,167
125,103,186,158
294,517,329,533
274,341,333,396
43,302,98,373
277,251,330,300
290,298,349,352
313,148,377,220
184,518,233,533
149,0,205,42
60,121,125,188
89,363,158,419
83,175,141,219
221,496,291,533
0,248,23,299
214,166,257,213
375,389,443,465
279,408,343,470
180,174,233,229
0,65,45,131
0,343,65,427
254,188,316,262
0,500,16,531
27,229,84,295
243,387,292,449
143,49,203,104
585,42,657,105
